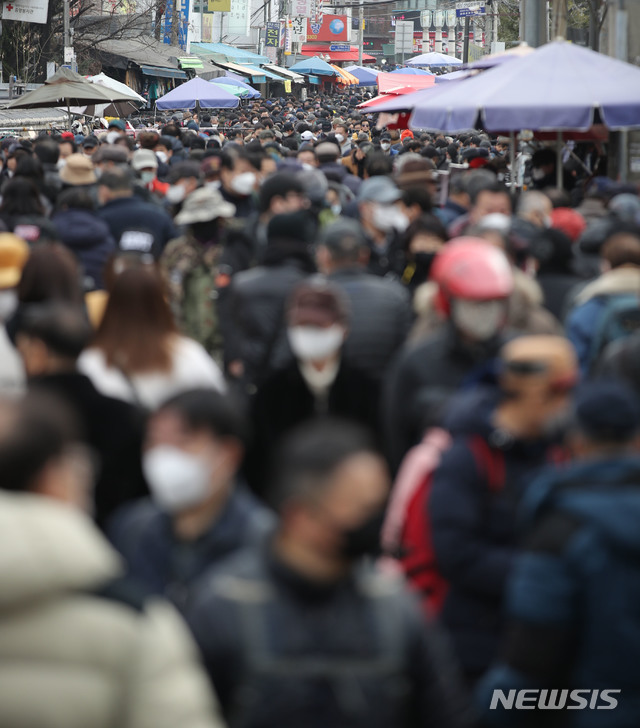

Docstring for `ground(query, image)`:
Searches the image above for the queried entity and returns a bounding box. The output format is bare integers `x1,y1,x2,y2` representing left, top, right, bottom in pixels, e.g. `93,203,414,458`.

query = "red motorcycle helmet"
430,237,514,315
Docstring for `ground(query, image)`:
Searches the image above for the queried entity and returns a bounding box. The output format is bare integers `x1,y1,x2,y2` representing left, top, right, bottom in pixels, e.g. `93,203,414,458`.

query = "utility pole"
358,0,364,65
520,0,548,47
551,0,567,39
462,15,470,62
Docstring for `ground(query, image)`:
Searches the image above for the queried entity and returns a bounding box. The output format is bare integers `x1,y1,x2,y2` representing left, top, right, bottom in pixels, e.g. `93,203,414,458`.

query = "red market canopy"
300,44,376,63
377,73,435,95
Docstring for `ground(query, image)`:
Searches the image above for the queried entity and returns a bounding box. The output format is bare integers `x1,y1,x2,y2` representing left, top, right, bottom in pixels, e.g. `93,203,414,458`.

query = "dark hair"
401,186,433,215
93,266,177,374
169,161,202,184
259,172,304,214
18,244,83,305
270,419,376,511
17,303,91,360
0,177,45,217
99,168,134,193
601,226,640,269
138,130,160,150
0,393,80,493
34,139,60,166
365,152,393,178
14,156,44,185
158,389,249,447
471,180,510,207
59,138,77,154
404,214,448,252
156,135,175,151
55,186,95,212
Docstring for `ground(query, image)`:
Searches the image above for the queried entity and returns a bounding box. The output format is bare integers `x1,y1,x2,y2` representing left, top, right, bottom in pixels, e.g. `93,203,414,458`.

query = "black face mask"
413,251,437,278
340,511,385,561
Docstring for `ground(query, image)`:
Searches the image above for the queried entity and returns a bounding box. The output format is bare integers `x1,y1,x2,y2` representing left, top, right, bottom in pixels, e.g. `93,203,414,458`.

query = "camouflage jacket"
161,234,227,364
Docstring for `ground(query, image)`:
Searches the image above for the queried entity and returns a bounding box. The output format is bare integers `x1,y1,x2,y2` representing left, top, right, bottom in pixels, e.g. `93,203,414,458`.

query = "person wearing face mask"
218,149,259,219
357,176,409,280
428,335,577,685
161,186,236,364
96,167,177,256
378,133,396,156
131,148,169,200
108,388,273,610
529,146,575,191
479,380,640,727
0,395,227,728
0,234,28,397
332,122,352,156
383,239,514,473
245,279,380,501
400,214,448,293
187,419,471,728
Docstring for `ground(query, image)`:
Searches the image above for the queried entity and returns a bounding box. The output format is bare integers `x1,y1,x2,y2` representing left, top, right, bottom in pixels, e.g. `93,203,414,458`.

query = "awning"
214,61,266,83
262,64,305,83
178,57,204,70
140,65,187,79
241,64,283,81
190,42,270,65
300,44,376,62
332,65,358,85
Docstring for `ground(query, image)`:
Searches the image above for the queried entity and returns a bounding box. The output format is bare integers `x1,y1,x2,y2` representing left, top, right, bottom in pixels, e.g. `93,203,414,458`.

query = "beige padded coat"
0,491,226,728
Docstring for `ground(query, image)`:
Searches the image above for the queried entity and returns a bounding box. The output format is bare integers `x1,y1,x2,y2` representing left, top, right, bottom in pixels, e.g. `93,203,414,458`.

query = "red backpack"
382,429,506,618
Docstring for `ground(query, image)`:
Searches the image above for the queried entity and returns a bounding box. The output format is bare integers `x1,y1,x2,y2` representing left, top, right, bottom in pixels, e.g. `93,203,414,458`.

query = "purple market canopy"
410,40,640,133
155,77,239,110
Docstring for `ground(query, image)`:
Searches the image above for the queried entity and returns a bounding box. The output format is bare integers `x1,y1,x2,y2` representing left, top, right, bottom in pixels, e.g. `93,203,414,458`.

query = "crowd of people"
1,91,640,727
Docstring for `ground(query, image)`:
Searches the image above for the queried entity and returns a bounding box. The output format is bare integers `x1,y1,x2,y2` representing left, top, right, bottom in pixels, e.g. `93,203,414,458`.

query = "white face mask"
335,133,345,144
165,184,186,204
531,167,546,181
330,203,342,216
380,142,391,151
252,119,259,125
0,288,17,321
372,204,409,234
231,171,256,196
143,446,212,513
288,324,344,362
452,299,506,341
140,171,156,184
156,151,168,164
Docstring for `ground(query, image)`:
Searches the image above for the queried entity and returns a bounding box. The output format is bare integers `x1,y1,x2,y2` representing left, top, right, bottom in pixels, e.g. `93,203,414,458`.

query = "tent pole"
556,130,563,189
509,131,516,193
67,103,72,131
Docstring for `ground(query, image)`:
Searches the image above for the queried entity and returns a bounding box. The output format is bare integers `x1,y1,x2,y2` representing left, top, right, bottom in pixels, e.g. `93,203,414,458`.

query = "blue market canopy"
344,65,380,86
289,57,339,76
155,77,239,110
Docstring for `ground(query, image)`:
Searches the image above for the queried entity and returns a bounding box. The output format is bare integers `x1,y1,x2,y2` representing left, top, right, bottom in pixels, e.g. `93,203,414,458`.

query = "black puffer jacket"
186,546,471,728
52,208,115,291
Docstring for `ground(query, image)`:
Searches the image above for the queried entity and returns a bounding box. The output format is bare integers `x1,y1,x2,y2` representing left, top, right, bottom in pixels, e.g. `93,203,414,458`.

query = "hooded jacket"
0,491,225,728
566,266,640,374
52,208,116,290
479,456,640,727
